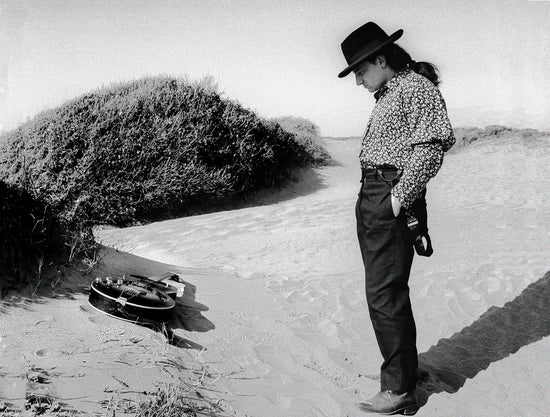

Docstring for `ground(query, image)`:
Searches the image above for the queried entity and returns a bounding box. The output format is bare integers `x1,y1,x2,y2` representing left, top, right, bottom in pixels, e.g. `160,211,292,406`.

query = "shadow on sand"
0,245,216,351
416,270,550,406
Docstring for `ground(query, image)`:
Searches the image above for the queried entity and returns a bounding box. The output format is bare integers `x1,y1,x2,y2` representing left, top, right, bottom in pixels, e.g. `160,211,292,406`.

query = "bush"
271,116,331,165
0,76,328,256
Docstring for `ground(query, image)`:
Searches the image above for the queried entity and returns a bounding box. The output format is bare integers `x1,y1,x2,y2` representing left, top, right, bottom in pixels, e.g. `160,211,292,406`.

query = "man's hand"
391,194,402,217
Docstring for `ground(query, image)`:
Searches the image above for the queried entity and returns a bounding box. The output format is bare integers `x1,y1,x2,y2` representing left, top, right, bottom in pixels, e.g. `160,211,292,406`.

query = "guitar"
88,272,179,323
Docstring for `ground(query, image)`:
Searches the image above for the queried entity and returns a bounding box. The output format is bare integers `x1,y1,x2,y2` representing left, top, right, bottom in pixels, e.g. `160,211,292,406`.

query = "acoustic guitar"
88,272,179,323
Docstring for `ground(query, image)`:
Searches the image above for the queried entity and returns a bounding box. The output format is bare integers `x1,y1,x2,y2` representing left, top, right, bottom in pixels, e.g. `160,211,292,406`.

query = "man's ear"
376,55,387,68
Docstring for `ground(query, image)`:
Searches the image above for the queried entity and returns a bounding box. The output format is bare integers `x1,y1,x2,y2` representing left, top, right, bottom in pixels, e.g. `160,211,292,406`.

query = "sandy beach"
1,134,550,416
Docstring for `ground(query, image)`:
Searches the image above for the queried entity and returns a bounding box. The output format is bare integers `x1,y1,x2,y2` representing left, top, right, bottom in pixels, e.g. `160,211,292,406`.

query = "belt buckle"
376,167,401,185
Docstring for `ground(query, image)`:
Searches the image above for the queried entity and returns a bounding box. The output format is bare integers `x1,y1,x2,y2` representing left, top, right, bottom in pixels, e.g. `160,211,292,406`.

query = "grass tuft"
136,384,226,417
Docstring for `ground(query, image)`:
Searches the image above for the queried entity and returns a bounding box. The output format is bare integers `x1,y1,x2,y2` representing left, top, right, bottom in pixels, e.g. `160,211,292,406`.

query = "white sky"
1,0,549,136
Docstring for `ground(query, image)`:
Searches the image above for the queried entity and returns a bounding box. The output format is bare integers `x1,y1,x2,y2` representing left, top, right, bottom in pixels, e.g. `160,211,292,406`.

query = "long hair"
367,43,440,86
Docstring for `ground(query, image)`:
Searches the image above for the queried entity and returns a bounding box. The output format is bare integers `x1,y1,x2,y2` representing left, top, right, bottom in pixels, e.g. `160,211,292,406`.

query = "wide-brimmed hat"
338,21,403,78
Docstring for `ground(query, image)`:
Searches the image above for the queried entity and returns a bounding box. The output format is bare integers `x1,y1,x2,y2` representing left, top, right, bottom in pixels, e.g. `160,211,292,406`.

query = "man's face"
353,58,386,93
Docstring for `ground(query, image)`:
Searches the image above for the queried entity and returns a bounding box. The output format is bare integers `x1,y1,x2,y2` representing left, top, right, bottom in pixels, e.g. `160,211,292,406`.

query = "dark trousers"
355,169,417,392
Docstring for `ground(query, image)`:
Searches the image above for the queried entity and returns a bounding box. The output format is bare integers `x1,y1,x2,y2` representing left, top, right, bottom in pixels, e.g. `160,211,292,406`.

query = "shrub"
0,76,328,256
271,116,331,164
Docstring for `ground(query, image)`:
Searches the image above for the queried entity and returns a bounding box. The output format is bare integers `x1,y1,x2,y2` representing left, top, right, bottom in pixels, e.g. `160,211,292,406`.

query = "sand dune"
2,134,550,416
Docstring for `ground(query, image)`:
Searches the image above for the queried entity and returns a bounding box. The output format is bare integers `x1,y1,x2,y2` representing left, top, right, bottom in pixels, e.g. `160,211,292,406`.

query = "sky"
1,0,549,137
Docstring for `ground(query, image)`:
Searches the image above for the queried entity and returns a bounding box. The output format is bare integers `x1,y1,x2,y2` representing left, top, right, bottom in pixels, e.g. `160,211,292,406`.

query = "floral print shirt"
360,69,455,209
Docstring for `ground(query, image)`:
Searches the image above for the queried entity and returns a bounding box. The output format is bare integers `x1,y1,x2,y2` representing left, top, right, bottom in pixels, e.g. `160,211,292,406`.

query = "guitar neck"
132,271,177,282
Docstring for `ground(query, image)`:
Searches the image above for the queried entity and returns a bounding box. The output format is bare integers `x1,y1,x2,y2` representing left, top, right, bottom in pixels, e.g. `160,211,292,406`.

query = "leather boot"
357,390,418,415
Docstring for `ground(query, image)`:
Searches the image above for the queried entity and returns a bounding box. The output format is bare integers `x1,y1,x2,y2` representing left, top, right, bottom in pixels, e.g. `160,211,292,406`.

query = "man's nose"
355,74,362,86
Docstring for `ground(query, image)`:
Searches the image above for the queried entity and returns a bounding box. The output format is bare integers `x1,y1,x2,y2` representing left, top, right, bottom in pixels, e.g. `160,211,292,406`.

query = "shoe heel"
402,404,419,415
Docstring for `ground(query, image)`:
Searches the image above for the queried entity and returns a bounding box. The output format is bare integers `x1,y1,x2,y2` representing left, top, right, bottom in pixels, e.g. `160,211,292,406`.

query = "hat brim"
338,29,403,78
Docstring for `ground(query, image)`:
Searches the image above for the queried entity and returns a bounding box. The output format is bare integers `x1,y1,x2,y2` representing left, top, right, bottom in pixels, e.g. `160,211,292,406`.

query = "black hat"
338,22,403,78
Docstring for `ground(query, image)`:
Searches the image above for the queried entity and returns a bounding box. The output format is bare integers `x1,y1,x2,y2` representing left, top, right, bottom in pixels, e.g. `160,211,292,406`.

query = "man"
338,21,455,415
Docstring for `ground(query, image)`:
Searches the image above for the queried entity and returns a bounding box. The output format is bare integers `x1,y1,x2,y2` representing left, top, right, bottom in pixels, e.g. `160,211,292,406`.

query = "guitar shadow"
165,279,215,349
415,270,550,406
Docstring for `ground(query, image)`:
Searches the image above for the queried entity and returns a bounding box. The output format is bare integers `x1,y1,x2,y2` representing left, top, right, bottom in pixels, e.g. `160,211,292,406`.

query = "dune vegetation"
136,383,226,417
450,125,549,154
0,181,63,295
0,76,329,293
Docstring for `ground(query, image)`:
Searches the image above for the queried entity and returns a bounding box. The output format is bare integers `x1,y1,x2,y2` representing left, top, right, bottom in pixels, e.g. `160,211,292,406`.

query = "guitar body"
88,276,176,323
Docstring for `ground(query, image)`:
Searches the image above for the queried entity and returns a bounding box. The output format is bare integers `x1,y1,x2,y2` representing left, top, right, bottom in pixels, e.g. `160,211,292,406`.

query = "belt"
361,165,402,184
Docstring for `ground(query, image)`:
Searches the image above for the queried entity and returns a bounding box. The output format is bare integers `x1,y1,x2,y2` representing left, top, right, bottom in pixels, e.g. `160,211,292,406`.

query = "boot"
357,390,418,415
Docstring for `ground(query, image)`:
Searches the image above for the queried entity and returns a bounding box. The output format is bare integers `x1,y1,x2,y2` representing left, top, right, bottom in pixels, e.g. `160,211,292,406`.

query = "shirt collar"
374,68,411,102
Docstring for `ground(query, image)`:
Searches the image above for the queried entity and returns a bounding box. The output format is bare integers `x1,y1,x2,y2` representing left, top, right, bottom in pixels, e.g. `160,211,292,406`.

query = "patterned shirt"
360,69,455,209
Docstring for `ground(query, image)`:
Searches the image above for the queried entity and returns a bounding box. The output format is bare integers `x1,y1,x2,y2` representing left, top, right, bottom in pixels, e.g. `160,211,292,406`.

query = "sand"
1,134,550,416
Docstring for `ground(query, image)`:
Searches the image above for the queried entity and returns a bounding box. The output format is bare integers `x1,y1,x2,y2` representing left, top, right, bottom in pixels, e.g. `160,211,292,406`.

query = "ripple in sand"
79,304,97,315
34,315,55,325
87,314,112,325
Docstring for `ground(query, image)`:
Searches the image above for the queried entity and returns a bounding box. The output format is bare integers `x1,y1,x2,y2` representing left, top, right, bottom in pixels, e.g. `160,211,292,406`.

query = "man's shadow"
416,270,550,406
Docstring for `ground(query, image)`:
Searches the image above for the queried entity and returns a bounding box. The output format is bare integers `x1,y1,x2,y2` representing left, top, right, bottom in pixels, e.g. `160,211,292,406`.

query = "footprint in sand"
34,348,54,358
117,350,140,365
79,303,114,326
